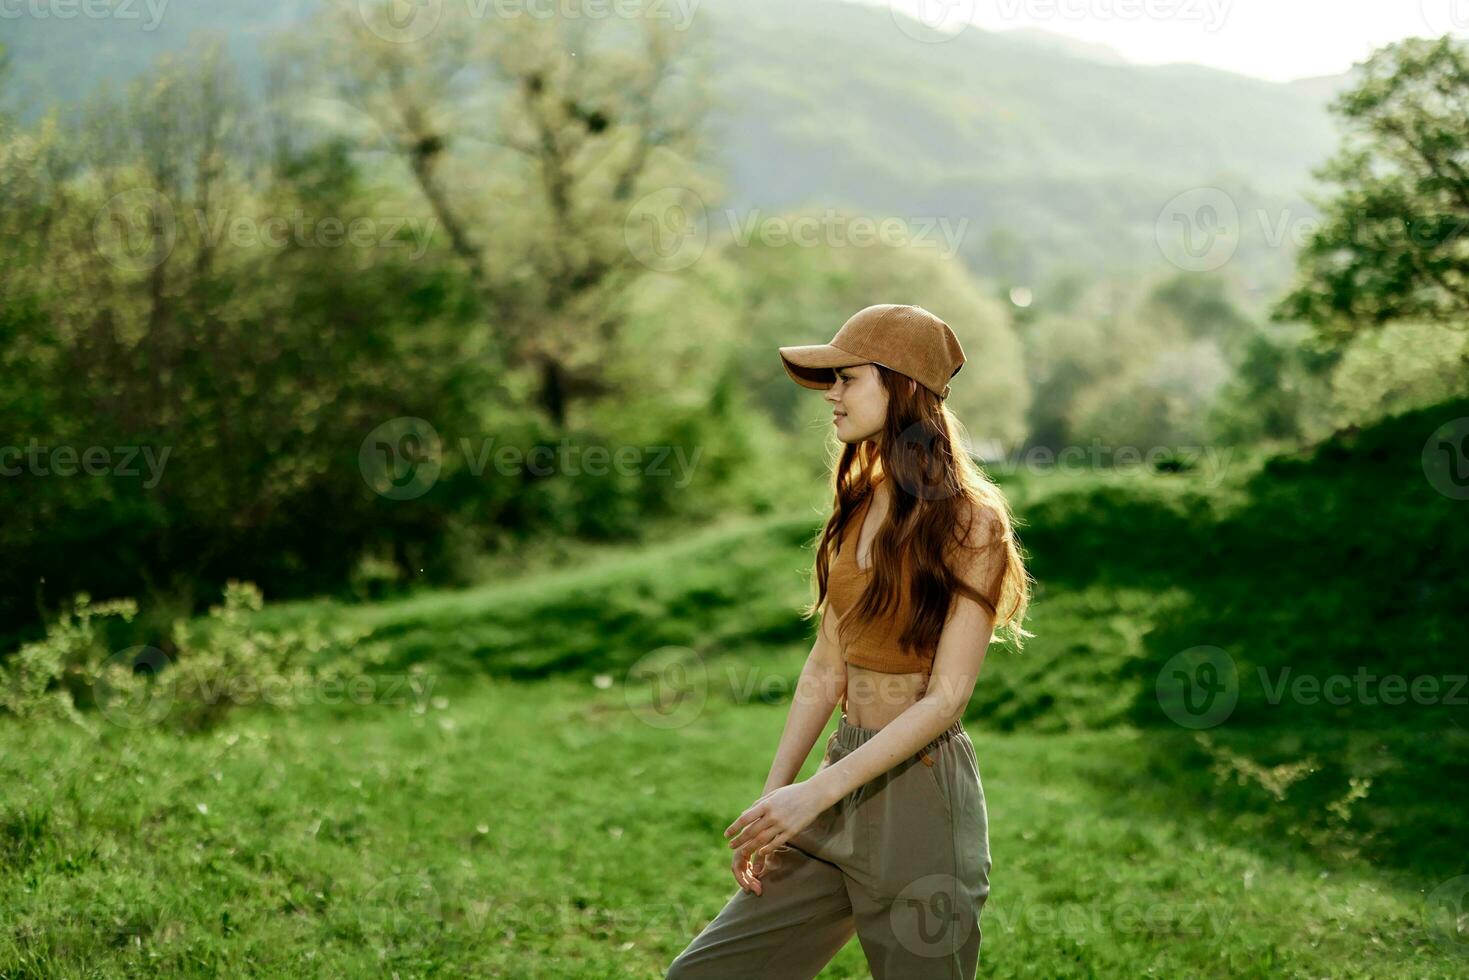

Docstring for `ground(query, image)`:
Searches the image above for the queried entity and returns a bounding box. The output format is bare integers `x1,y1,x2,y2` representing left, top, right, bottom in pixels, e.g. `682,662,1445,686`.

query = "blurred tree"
1206,325,1336,448
0,41,495,637
0,22,770,640
1023,272,1246,453
1036,267,1091,318
724,216,1030,455
1143,272,1255,363
1274,36,1469,343
980,226,1032,298
297,0,718,427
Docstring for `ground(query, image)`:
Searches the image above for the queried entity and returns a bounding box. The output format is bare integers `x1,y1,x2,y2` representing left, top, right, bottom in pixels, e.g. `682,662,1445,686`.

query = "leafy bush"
0,594,136,727
0,582,389,734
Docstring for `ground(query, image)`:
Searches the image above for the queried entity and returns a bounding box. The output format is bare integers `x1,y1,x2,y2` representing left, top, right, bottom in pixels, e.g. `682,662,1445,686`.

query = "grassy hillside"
4,399,1464,974
250,396,1466,879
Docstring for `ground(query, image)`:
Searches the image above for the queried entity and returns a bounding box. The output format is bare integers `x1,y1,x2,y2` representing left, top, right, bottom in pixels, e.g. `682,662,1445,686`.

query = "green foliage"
1275,36,1469,339
0,594,137,727
149,580,392,734
0,583,389,735
1023,271,1252,451
348,549,406,603
0,33,758,640
0,47,499,635
0,41,12,126
1206,322,1340,445
1123,398,1468,872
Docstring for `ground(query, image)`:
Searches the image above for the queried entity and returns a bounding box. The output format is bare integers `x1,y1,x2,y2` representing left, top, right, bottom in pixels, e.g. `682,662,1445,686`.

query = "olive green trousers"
666,715,991,979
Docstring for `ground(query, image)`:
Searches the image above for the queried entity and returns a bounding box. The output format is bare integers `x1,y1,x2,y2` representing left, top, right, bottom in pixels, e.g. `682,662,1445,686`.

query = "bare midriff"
841,663,929,730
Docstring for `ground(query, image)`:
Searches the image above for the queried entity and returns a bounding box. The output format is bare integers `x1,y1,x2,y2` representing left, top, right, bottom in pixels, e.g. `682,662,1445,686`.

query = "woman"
665,304,1033,980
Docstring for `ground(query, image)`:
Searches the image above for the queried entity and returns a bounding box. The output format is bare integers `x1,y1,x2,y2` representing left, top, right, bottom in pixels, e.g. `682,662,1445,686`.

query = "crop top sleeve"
949,504,1007,619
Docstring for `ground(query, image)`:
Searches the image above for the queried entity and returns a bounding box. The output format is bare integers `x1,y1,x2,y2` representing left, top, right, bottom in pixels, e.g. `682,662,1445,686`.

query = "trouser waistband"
835,714,965,753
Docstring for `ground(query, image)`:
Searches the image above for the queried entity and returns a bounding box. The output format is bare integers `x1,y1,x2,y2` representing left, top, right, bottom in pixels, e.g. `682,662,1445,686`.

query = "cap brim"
778,344,867,390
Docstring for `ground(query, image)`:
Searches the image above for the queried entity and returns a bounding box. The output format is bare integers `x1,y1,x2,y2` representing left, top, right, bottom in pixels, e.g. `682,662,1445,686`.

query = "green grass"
1,677,1462,977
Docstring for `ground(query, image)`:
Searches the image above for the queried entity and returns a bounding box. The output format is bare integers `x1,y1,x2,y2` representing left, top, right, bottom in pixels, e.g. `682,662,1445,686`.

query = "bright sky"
843,0,1460,82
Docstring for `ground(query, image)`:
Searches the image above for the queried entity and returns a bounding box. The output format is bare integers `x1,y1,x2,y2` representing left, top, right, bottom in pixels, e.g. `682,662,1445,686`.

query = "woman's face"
825,364,890,443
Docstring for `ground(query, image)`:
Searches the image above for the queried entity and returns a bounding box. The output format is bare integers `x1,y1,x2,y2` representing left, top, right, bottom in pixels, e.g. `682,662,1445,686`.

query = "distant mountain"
994,26,1129,65
700,0,1346,298
1285,66,1366,106
3,0,1353,301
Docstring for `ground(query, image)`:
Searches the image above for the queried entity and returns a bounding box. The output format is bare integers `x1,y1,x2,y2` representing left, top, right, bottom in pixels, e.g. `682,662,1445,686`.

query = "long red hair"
807,365,1034,655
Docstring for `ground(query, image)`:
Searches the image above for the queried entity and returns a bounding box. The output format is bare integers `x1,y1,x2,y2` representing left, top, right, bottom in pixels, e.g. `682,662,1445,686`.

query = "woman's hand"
730,845,771,895
727,786,782,895
724,781,829,870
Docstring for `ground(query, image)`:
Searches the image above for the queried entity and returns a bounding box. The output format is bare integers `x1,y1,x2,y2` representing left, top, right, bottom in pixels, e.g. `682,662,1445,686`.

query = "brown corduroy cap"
778,304,965,400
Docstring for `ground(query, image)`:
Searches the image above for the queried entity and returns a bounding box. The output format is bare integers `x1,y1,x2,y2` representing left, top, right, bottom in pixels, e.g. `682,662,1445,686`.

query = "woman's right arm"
758,605,846,797
732,608,846,894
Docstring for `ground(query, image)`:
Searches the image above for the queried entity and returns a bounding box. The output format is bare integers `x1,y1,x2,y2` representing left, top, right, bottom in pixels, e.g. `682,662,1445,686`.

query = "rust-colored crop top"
834,481,1004,678
827,486,938,675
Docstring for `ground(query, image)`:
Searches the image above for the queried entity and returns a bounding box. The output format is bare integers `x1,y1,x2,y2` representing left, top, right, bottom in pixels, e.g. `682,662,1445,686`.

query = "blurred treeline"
1,15,1466,648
